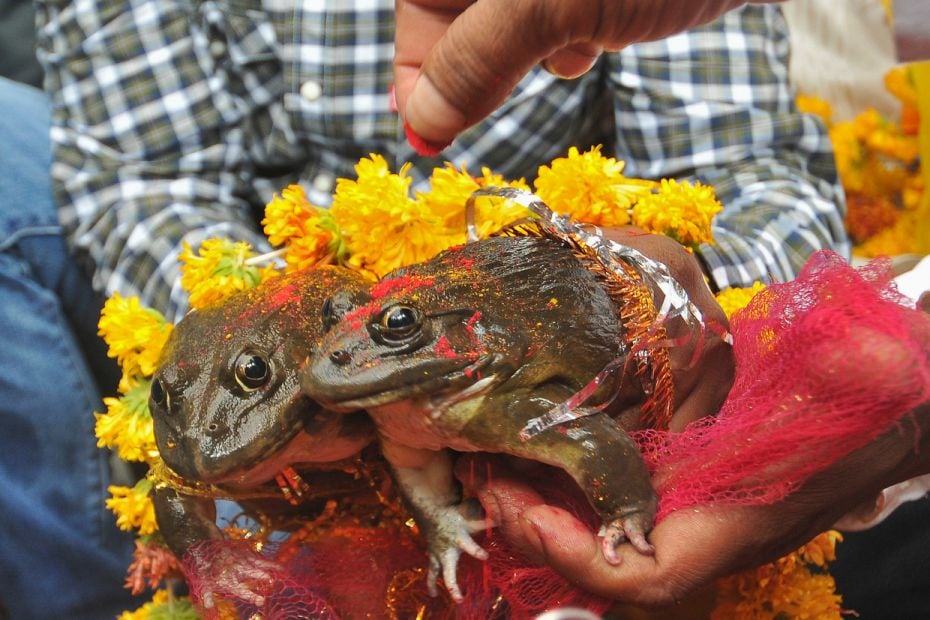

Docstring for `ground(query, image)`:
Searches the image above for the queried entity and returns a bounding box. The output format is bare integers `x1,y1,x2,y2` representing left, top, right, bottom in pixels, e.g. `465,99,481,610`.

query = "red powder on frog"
434,335,457,359
341,301,380,329
370,275,435,300
454,256,476,270
268,283,300,309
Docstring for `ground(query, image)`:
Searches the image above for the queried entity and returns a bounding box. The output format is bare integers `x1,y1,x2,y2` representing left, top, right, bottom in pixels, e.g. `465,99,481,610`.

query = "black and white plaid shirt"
36,0,848,321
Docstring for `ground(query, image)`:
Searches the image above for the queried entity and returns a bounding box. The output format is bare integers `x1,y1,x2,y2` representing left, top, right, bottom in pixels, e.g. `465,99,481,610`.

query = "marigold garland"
96,147,846,619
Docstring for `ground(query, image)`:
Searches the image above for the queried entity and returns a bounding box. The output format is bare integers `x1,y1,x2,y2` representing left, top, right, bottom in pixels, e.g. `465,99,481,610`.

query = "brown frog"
301,233,659,602
148,266,376,606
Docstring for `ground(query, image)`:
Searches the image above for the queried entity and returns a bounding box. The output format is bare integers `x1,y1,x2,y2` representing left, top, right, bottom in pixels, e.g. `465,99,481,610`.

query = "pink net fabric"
638,251,930,518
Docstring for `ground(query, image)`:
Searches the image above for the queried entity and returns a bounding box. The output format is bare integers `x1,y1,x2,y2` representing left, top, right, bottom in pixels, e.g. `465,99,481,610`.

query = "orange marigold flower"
844,191,900,244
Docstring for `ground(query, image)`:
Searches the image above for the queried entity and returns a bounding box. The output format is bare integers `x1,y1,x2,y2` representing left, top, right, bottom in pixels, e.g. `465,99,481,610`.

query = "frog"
300,232,659,602
147,265,377,607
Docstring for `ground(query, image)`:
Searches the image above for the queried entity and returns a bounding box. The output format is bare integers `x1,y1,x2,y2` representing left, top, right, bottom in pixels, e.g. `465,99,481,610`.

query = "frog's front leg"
380,438,490,602
152,487,278,608
463,391,657,566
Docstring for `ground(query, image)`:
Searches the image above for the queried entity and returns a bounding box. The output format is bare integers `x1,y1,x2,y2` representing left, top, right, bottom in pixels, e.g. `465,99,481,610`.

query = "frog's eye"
150,378,169,410
378,305,421,341
234,352,271,391
321,297,334,323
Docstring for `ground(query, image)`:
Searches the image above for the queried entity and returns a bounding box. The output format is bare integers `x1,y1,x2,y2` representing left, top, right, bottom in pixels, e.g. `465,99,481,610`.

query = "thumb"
399,0,588,147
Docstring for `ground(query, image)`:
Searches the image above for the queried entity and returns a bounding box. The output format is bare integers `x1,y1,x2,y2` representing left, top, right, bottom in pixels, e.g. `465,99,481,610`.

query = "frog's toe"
599,515,655,565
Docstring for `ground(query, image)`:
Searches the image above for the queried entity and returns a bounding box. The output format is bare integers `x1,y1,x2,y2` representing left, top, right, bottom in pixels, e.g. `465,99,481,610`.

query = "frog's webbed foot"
190,544,279,609
425,499,491,602
598,512,655,565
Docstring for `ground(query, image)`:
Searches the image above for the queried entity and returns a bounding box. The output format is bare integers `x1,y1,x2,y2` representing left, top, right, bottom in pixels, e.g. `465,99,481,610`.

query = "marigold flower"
98,293,172,382
631,178,723,248
417,163,532,243
95,377,159,463
125,535,185,595
796,94,833,126
106,478,158,536
330,154,448,276
712,531,843,619
263,185,348,271
844,191,900,244
117,590,199,620
829,122,866,193
715,282,767,319
534,146,656,227
179,239,279,309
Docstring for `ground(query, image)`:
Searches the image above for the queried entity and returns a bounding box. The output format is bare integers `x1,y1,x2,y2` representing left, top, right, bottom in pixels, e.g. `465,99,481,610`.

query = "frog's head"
301,236,623,412
150,266,375,486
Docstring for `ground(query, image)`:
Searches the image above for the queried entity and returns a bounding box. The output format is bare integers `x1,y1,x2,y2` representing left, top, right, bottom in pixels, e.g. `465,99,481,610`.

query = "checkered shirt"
35,1,848,322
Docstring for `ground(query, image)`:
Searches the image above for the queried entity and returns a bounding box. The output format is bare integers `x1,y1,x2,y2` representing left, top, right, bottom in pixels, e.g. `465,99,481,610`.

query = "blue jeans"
0,77,136,619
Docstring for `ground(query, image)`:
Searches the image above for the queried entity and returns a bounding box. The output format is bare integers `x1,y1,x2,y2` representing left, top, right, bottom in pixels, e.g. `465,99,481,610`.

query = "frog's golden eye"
234,352,271,391
150,378,169,410
378,305,421,341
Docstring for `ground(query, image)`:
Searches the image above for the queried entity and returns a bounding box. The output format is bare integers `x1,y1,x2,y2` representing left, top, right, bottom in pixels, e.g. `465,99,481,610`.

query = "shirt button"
312,172,335,194
300,80,323,101
209,40,226,57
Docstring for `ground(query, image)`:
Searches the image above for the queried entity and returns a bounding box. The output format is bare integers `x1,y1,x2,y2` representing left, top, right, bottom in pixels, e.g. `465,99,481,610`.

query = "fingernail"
404,74,465,152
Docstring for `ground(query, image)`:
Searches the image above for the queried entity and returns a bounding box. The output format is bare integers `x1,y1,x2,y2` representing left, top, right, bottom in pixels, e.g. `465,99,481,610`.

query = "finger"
541,42,602,79
520,504,750,607
401,0,589,145
394,0,472,124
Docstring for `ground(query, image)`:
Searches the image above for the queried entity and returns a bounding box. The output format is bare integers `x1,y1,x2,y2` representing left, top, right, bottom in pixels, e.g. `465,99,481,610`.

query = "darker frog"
301,233,658,601
148,266,376,603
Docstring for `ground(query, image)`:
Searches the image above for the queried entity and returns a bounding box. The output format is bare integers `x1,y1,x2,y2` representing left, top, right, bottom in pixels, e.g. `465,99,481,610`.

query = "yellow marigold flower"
330,154,448,276
98,293,172,380
418,163,532,242
902,173,924,211
631,178,723,248
117,590,199,620
107,478,158,536
715,282,766,319
884,65,918,108
263,185,348,271
796,94,833,126
179,239,279,309
829,122,866,193
534,146,656,227
95,377,158,463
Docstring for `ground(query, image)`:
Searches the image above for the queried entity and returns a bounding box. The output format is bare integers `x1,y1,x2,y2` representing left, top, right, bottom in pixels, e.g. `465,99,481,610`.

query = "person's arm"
394,0,780,147
34,0,275,321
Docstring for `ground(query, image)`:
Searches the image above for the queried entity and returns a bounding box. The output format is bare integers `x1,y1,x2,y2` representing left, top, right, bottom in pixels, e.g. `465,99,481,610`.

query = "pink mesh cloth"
638,251,930,518
182,251,930,616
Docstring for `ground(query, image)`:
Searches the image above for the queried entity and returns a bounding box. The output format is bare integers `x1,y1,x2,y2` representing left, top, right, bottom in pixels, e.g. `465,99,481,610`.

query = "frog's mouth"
200,410,374,488
306,353,503,412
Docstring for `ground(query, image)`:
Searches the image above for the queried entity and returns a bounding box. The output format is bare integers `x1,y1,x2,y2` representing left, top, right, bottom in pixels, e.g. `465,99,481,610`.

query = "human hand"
600,226,734,432
465,290,930,607
394,0,766,150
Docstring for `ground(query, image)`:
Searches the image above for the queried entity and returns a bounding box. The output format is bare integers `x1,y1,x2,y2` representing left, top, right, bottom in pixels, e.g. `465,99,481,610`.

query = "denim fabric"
0,77,136,619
